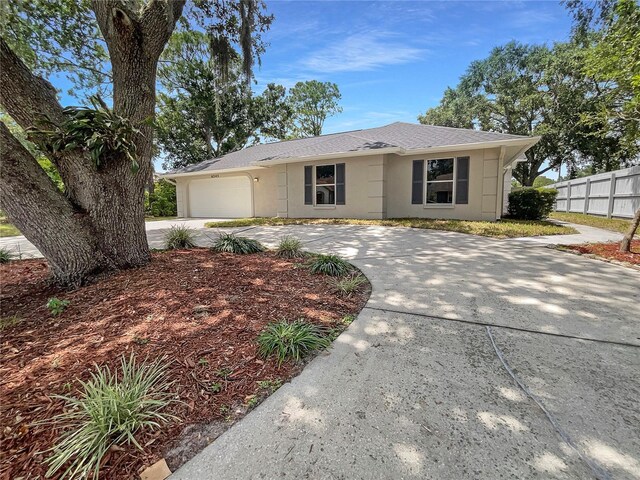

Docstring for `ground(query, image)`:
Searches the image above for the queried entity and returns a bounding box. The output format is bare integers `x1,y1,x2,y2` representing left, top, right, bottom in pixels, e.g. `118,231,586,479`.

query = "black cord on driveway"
486,326,611,480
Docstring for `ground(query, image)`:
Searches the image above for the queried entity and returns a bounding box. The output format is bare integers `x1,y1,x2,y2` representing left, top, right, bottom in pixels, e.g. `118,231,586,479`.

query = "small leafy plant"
275,235,303,258
257,378,283,393
210,382,222,393
211,233,265,254
334,274,367,296
307,254,352,276
0,247,13,264
164,225,197,250
45,355,176,480
214,367,233,379
47,298,70,316
257,320,331,366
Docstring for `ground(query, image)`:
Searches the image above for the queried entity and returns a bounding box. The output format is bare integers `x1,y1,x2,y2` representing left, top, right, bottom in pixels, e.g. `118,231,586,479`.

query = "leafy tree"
419,40,637,186
0,0,270,286
145,179,177,217
532,176,555,188
582,0,639,151
287,80,342,137
156,30,291,170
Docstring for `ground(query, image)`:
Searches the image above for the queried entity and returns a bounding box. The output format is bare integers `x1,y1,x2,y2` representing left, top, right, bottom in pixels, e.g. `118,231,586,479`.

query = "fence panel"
548,166,640,219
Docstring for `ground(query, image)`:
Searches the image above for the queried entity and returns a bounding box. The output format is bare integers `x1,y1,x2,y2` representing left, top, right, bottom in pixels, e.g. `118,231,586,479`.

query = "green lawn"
549,212,630,234
205,217,577,238
0,222,21,238
145,216,178,222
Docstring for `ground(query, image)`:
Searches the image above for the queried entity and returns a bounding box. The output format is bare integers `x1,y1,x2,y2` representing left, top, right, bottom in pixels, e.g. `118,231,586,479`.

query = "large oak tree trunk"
620,208,640,253
0,0,185,287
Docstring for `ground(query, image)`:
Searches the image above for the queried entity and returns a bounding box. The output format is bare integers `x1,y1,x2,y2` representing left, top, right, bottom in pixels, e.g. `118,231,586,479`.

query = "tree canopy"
156,30,292,170
419,36,638,185
0,0,272,286
287,80,342,138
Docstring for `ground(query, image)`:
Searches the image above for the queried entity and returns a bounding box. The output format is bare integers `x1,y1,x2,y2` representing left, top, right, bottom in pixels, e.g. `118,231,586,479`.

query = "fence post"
583,178,591,214
606,172,616,218
566,182,571,212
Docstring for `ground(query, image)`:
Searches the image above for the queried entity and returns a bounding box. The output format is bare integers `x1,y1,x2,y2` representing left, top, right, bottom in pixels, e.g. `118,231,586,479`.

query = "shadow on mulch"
560,239,640,266
0,248,369,479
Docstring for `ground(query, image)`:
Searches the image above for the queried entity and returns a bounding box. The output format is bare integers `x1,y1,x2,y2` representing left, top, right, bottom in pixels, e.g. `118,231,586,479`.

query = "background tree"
287,80,342,137
419,40,637,186
156,30,291,170
0,0,271,286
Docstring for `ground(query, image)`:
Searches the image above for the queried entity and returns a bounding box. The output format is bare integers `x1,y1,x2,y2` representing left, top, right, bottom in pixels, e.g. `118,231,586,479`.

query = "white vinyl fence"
548,165,640,219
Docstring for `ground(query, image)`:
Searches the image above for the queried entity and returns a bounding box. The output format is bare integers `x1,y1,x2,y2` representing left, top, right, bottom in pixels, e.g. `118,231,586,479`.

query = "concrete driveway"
3,222,638,478
169,225,640,480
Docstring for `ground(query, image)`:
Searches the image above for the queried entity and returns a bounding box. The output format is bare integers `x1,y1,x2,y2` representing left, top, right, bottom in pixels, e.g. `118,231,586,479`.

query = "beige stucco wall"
385,148,503,221
282,154,386,219
173,147,507,220
174,168,278,218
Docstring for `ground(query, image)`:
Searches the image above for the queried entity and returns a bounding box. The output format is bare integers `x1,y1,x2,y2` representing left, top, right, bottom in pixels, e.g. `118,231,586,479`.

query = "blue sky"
254,0,574,135
53,1,575,174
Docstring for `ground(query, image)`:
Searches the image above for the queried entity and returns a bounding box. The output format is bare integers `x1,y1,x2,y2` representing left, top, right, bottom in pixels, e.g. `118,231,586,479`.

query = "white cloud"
300,32,425,73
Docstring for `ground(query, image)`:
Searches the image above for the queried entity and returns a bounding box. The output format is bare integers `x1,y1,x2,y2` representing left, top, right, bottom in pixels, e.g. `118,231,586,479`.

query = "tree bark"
620,208,640,253
0,123,109,286
0,0,185,286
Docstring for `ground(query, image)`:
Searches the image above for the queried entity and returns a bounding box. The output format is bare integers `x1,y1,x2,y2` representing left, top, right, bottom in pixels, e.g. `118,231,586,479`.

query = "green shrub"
308,254,352,276
145,179,177,217
47,298,70,316
164,225,196,249
212,233,265,254
507,188,558,220
276,235,303,258
334,274,367,296
257,320,331,365
0,247,12,264
45,355,176,480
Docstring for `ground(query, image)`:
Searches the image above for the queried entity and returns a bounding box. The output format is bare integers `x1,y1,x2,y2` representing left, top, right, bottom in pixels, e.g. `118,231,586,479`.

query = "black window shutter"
304,166,313,205
456,157,470,204
411,160,424,204
336,163,346,205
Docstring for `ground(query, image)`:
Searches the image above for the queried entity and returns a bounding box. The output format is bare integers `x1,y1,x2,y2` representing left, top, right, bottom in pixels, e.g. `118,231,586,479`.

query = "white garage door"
188,176,252,218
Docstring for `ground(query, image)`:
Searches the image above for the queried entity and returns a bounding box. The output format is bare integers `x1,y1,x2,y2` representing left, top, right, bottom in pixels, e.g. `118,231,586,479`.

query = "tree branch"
0,122,108,283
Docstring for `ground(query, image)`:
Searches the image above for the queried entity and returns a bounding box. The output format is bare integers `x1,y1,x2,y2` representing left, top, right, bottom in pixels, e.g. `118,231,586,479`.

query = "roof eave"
160,165,267,179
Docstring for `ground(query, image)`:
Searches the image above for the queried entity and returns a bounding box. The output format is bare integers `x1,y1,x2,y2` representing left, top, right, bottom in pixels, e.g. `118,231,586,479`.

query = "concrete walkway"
509,220,624,246
171,225,640,480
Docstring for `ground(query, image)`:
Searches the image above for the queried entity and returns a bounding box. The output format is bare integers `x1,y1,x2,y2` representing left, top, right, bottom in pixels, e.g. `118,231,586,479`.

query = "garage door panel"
188,177,252,218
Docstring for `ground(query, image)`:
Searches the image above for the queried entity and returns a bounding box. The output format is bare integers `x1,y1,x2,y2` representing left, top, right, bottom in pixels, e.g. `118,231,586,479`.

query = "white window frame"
424,157,457,208
314,164,337,206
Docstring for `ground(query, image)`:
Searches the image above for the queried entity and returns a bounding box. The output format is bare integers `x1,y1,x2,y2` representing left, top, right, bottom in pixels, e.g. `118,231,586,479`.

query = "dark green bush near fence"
507,188,558,220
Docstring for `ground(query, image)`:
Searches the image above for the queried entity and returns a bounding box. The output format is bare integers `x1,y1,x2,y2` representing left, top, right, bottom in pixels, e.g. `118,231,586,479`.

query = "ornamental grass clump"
45,355,176,480
334,274,367,297
164,225,197,249
257,320,331,365
212,232,265,254
0,247,12,264
275,235,304,258
308,254,352,276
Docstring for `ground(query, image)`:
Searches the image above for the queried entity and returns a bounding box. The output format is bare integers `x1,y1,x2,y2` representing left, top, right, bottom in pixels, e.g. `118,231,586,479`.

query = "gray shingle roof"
167,122,531,174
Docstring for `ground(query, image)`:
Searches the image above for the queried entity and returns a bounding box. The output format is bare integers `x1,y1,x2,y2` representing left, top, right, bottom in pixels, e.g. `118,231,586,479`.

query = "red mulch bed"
563,240,640,266
0,249,369,479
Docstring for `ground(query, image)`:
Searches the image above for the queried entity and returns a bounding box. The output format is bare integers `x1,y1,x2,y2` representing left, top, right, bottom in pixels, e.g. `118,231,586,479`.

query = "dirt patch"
0,249,369,479
561,240,640,267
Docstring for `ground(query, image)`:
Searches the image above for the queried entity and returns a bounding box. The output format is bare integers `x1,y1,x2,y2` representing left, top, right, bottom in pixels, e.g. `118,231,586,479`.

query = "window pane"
316,165,335,185
316,185,335,204
427,181,453,204
427,159,454,182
